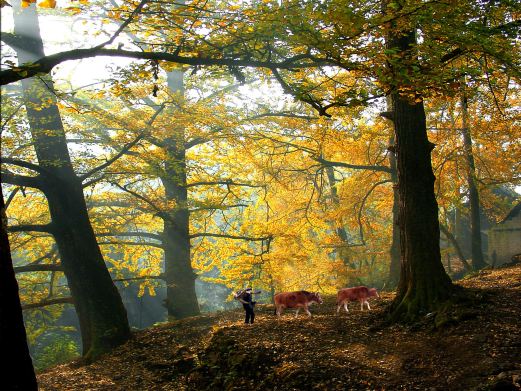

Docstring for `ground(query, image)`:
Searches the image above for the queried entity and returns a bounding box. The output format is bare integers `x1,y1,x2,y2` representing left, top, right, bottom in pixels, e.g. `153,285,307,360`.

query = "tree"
0,187,38,390
461,89,487,270
2,0,519,322
2,1,130,360
384,26,454,320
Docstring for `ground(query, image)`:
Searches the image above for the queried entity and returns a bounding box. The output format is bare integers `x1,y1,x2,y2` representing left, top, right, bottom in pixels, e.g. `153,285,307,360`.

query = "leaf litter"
38,264,521,390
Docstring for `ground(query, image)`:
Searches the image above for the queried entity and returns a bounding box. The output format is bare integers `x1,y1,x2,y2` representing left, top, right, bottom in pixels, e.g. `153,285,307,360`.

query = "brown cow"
336,286,379,313
274,291,323,318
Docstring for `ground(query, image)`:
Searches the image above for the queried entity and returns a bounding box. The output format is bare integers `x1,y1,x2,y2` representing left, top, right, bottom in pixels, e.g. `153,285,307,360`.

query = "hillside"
38,265,521,390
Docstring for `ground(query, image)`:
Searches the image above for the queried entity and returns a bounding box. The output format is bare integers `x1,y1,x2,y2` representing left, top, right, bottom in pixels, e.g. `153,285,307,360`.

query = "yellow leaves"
65,6,81,14
21,0,36,7
159,61,185,72
107,10,121,19
37,0,55,8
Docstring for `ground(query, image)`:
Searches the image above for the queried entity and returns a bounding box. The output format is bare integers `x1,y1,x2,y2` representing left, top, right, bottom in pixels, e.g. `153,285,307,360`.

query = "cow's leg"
295,308,300,318
276,306,282,319
366,301,371,310
336,303,341,313
360,300,364,311
344,302,349,313
305,305,312,317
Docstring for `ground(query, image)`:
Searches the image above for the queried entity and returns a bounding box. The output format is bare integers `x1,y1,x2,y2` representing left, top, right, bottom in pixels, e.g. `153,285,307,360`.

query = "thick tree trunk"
387,134,401,289
0,188,38,390
12,2,129,359
160,70,200,319
161,163,199,318
461,93,487,270
386,29,454,321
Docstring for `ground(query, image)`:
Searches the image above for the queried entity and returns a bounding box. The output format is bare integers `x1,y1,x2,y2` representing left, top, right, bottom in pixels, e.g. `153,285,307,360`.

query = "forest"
1,0,520,390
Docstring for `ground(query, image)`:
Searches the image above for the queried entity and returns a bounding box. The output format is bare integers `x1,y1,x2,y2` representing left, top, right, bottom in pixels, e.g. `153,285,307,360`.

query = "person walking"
235,287,261,324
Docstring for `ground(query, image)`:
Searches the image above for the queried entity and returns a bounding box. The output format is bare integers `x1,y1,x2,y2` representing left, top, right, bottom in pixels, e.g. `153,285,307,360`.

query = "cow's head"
310,292,323,304
368,288,379,298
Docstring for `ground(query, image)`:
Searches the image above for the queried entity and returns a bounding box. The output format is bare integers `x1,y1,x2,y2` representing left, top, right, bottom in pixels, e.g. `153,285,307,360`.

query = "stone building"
488,203,521,266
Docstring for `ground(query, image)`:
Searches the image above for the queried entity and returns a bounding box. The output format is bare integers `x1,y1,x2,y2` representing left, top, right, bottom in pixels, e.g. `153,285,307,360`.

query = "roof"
501,202,521,224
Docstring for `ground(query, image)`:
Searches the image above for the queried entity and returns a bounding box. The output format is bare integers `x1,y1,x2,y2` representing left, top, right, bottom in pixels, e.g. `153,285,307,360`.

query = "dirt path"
38,265,521,390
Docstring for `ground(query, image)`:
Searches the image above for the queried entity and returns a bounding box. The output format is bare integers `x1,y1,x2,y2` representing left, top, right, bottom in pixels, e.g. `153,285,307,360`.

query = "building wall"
488,213,521,266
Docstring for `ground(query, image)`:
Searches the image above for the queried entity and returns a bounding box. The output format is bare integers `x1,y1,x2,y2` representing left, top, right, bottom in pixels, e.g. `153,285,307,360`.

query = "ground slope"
38,265,521,390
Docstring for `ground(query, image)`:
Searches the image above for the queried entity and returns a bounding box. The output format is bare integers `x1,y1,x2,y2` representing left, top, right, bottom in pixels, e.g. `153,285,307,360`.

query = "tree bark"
461,92,487,270
11,1,129,360
0,188,38,390
160,70,200,319
386,28,454,321
387,137,401,289
325,166,356,272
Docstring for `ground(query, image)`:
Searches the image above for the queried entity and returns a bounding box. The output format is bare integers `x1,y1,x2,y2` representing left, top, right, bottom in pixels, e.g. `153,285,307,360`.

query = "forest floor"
38,264,521,391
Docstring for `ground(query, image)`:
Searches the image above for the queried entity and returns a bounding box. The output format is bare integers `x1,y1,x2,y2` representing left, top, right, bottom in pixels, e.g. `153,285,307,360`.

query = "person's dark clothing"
240,291,256,324
243,302,255,324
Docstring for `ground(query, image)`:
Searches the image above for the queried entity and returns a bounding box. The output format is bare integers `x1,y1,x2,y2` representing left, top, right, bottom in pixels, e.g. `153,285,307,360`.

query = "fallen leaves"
38,264,521,390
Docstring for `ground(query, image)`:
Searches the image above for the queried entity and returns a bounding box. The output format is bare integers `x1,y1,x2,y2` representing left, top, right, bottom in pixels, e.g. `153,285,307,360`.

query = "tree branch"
14,264,63,274
1,48,326,86
4,187,20,210
190,203,249,212
79,132,146,181
8,223,54,234
439,223,472,272
1,157,51,176
97,231,163,242
22,297,74,310
1,171,44,189
314,157,392,174
98,240,164,249
0,31,21,48
189,232,272,241
113,274,165,283
185,180,264,188
94,0,150,50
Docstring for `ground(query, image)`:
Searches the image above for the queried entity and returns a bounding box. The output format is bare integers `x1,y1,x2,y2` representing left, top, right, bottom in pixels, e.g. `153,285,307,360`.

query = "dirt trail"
38,265,521,390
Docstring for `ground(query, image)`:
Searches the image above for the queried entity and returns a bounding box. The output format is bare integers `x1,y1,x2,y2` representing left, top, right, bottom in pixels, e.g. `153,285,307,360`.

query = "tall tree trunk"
386,28,454,321
439,222,472,272
325,166,356,271
160,70,200,319
387,133,401,289
11,2,129,359
0,188,38,390
461,92,486,270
